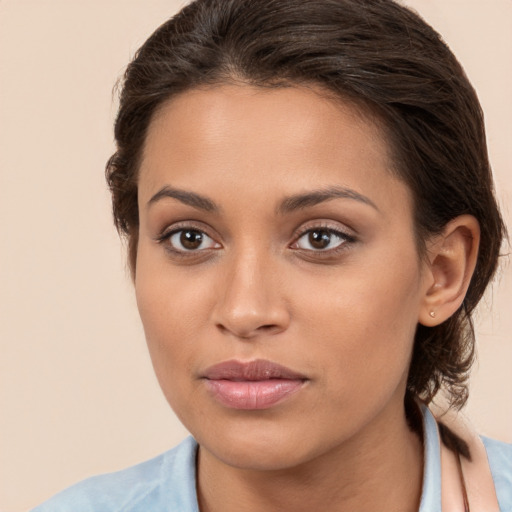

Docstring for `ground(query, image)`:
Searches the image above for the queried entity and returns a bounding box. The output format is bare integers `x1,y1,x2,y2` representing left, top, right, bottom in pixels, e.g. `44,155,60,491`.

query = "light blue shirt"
31,407,512,511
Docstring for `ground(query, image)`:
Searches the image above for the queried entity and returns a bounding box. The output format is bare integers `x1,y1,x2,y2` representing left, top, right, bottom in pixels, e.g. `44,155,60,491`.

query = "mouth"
201,359,308,410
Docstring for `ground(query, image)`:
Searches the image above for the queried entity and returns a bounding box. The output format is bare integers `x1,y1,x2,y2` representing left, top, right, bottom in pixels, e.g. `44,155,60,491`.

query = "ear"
419,215,480,326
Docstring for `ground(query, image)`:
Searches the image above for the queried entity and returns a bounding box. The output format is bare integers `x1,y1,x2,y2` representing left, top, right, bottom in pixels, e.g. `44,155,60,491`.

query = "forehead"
138,84,409,216
144,84,390,164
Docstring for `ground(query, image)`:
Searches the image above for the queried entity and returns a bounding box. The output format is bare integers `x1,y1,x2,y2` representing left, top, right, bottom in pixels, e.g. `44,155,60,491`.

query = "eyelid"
289,221,357,254
155,220,217,240
291,221,356,242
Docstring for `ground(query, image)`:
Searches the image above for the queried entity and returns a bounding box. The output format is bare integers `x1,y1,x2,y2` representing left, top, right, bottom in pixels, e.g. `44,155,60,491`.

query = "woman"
32,0,511,510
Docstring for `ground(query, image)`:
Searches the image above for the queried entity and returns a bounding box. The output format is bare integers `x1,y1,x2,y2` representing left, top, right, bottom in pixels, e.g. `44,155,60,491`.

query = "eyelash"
291,225,356,256
154,222,356,259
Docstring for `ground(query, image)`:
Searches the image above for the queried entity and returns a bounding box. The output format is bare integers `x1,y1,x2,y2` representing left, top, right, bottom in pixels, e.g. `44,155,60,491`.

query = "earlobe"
419,215,480,326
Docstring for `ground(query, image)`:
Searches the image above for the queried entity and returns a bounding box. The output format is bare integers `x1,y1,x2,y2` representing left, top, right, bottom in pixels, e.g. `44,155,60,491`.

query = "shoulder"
30,436,199,512
482,436,512,511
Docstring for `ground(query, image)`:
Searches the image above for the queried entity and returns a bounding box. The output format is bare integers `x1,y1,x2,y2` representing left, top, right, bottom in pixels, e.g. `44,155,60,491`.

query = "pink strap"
432,407,500,511
440,439,468,511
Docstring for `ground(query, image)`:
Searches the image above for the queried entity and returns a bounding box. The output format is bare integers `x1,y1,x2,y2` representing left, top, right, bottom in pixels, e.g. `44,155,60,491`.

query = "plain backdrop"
0,1,511,510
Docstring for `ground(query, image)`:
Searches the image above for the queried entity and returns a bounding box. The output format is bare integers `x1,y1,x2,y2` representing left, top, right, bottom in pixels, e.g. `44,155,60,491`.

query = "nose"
211,249,290,339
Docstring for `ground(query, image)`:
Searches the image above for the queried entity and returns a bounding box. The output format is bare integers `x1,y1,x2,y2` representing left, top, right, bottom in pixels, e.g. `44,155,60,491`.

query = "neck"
197,401,424,512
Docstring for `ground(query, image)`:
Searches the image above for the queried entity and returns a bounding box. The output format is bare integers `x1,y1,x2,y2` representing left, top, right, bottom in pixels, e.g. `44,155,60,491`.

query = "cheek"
135,273,206,424
134,248,209,388
135,239,212,331
296,257,422,397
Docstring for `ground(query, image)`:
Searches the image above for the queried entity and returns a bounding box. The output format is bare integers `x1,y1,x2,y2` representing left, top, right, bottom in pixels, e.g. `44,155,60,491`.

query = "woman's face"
136,85,431,470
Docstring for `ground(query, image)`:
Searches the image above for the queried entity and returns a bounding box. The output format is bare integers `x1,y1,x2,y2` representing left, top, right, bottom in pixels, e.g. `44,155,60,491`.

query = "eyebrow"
147,186,219,212
147,184,379,214
277,186,379,214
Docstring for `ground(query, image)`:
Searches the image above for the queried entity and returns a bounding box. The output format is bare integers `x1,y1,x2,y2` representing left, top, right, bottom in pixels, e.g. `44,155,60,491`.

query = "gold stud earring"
429,311,436,318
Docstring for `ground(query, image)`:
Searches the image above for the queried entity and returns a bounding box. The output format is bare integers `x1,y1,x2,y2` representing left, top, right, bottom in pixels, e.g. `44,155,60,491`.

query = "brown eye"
295,228,349,251
168,229,219,252
180,230,203,250
308,230,332,249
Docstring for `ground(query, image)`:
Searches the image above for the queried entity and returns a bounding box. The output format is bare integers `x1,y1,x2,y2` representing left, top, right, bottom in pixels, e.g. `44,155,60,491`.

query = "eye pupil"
180,230,203,250
309,230,331,249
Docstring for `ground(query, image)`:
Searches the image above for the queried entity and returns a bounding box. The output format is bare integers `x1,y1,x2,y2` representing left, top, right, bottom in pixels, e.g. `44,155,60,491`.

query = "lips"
202,359,307,410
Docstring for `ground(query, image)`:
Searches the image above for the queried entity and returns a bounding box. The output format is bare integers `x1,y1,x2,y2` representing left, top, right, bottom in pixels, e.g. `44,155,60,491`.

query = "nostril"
215,322,281,339
259,324,279,332
215,323,229,334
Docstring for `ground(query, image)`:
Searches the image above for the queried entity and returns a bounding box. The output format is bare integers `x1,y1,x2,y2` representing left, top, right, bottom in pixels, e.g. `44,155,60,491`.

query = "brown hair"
106,0,505,409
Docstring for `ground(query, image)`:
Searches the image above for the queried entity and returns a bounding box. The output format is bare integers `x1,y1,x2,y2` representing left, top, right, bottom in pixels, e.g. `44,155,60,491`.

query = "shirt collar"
419,403,443,511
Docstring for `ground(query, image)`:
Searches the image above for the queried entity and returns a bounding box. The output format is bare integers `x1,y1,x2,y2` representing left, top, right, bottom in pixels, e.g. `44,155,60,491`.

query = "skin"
135,84,479,511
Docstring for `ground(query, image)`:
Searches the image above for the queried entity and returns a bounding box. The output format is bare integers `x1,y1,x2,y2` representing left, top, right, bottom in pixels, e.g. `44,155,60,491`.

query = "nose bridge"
213,242,288,338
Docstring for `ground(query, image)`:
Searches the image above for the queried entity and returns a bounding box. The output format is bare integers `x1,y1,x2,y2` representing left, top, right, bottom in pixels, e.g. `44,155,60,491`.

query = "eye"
293,228,352,251
164,228,220,252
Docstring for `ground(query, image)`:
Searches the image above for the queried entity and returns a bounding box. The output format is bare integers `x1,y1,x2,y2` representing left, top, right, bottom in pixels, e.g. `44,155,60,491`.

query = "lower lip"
205,379,305,410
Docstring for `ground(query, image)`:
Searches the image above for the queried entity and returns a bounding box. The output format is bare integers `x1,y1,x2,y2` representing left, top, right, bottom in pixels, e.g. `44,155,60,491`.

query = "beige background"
0,1,510,511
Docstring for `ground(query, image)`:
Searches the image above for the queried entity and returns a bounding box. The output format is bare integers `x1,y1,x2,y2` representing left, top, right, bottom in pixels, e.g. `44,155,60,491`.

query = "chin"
193,417,327,472
206,440,311,472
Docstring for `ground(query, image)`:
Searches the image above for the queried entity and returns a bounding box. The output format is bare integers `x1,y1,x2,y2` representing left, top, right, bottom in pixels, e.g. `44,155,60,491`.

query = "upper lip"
202,359,308,381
